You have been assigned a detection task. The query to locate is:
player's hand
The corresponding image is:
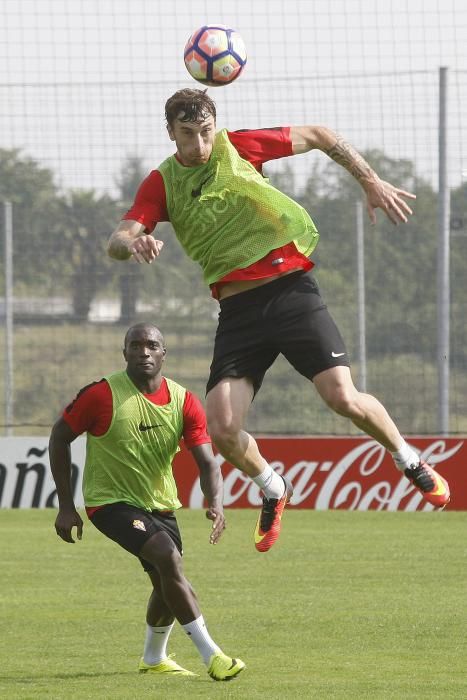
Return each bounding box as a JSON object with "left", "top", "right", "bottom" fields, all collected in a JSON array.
[
  {"left": 365, "top": 178, "right": 416, "bottom": 225},
  {"left": 128, "top": 235, "right": 164, "bottom": 264},
  {"left": 54, "top": 508, "right": 84, "bottom": 543},
  {"left": 205, "top": 507, "right": 226, "bottom": 544}
]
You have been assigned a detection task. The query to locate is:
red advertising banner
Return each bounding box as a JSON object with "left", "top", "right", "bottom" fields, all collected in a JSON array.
[
  {"left": 0, "top": 436, "right": 464, "bottom": 510},
  {"left": 173, "top": 436, "right": 466, "bottom": 511}
]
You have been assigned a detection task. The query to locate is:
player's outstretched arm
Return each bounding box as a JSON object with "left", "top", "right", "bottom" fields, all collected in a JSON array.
[
  {"left": 191, "top": 444, "right": 226, "bottom": 545},
  {"left": 107, "top": 219, "right": 164, "bottom": 263},
  {"left": 49, "top": 417, "right": 84, "bottom": 543},
  {"left": 290, "top": 125, "right": 416, "bottom": 225}
]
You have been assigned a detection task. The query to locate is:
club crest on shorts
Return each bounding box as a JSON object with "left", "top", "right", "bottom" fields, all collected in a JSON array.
[{"left": 132, "top": 519, "right": 146, "bottom": 531}]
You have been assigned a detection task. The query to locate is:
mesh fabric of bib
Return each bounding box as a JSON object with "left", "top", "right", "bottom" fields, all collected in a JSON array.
[
  {"left": 158, "top": 129, "right": 319, "bottom": 286},
  {"left": 83, "top": 372, "right": 185, "bottom": 511}
]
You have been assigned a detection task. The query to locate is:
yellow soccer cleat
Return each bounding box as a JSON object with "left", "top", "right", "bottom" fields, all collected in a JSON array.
[
  {"left": 207, "top": 651, "right": 246, "bottom": 681},
  {"left": 138, "top": 654, "right": 198, "bottom": 677}
]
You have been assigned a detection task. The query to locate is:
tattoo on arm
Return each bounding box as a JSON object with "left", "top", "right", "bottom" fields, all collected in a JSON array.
[{"left": 325, "top": 136, "right": 374, "bottom": 183}]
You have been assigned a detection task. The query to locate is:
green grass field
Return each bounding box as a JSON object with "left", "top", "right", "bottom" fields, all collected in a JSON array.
[{"left": 1, "top": 509, "right": 466, "bottom": 699}]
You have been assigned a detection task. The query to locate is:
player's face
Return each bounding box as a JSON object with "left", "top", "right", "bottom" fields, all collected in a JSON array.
[
  {"left": 123, "top": 327, "right": 166, "bottom": 380},
  {"left": 168, "top": 114, "right": 216, "bottom": 166}
]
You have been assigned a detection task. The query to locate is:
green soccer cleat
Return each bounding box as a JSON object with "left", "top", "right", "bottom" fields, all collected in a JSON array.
[
  {"left": 207, "top": 651, "right": 246, "bottom": 681},
  {"left": 138, "top": 654, "right": 198, "bottom": 676}
]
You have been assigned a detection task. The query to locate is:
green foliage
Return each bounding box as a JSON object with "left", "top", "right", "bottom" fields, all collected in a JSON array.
[
  {"left": 295, "top": 152, "right": 447, "bottom": 362},
  {"left": 59, "top": 189, "right": 120, "bottom": 318},
  {"left": 114, "top": 155, "right": 149, "bottom": 208},
  {"left": 0, "top": 148, "right": 64, "bottom": 290},
  {"left": 2, "top": 322, "right": 467, "bottom": 435},
  {"left": 137, "top": 221, "right": 216, "bottom": 321},
  {"left": 450, "top": 182, "right": 467, "bottom": 367},
  {"left": 2, "top": 146, "right": 467, "bottom": 433}
]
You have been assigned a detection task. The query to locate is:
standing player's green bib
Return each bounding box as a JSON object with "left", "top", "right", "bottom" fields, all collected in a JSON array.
[{"left": 83, "top": 371, "right": 186, "bottom": 511}]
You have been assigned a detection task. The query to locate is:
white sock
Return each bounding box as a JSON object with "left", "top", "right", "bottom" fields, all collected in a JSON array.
[
  {"left": 252, "top": 465, "right": 285, "bottom": 499},
  {"left": 182, "top": 615, "right": 221, "bottom": 665},
  {"left": 390, "top": 441, "right": 420, "bottom": 472},
  {"left": 143, "top": 622, "right": 174, "bottom": 665}
]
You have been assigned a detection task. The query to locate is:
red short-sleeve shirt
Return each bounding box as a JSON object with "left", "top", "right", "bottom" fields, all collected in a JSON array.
[
  {"left": 123, "top": 127, "right": 294, "bottom": 230},
  {"left": 62, "top": 376, "right": 210, "bottom": 449},
  {"left": 122, "top": 128, "right": 313, "bottom": 295}
]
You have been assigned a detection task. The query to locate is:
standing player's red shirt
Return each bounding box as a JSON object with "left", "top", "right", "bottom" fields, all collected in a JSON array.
[
  {"left": 63, "top": 376, "right": 211, "bottom": 517},
  {"left": 63, "top": 376, "right": 210, "bottom": 447},
  {"left": 123, "top": 128, "right": 313, "bottom": 297}
]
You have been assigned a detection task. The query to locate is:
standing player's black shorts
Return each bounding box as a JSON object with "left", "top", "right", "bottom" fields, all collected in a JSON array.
[
  {"left": 90, "top": 502, "right": 183, "bottom": 573},
  {"left": 206, "top": 270, "right": 350, "bottom": 396}
]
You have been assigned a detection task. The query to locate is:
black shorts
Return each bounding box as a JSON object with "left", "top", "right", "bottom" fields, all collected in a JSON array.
[
  {"left": 206, "top": 270, "right": 350, "bottom": 396},
  {"left": 89, "top": 502, "right": 183, "bottom": 573}
]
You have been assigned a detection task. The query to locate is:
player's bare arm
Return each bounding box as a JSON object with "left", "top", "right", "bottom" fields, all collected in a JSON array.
[
  {"left": 191, "top": 444, "right": 226, "bottom": 545},
  {"left": 290, "top": 125, "right": 416, "bottom": 225},
  {"left": 49, "top": 417, "right": 84, "bottom": 543},
  {"left": 107, "top": 219, "right": 164, "bottom": 264}
]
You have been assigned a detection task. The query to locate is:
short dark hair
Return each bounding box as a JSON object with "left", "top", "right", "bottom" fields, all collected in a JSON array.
[
  {"left": 165, "top": 88, "right": 216, "bottom": 127},
  {"left": 123, "top": 323, "right": 165, "bottom": 349}
]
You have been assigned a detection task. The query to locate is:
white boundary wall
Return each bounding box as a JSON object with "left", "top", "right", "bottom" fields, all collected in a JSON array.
[{"left": 0, "top": 437, "right": 85, "bottom": 508}]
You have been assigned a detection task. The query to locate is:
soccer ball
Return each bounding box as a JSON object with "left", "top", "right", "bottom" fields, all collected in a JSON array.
[{"left": 184, "top": 25, "right": 247, "bottom": 87}]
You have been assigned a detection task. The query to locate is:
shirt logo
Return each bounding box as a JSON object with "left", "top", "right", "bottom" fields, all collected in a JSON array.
[
  {"left": 132, "top": 519, "right": 146, "bottom": 531},
  {"left": 139, "top": 421, "right": 164, "bottom": 432},
  {"left": 191, "top": 173, "right": 214, "bottom": 198}
]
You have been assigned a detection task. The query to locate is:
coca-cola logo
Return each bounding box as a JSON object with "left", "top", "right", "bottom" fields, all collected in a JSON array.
[{"left": 188, "top": 439, "right": 463, "bottom": 512}]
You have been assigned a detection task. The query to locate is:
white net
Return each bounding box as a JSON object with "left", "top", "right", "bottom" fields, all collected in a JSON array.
[{"left": 1, "top": 0, "right": 466, "bottom": 434}]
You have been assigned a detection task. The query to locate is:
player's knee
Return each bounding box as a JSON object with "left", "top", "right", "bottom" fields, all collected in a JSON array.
[
  {"left": 210, "top": 428, "right": 240, "bottom": 457},
  {"left": 142, "top": 534, "right": 181, "bottom": 575},
  {"left": 325, "top": 389, "right": 361, "bottom": 418},
  {"left": 207, "top": 416, "right": 240, "bottom": 453},
  {"left": 157, "top": 546, "right": 183, "bottom": 577}
]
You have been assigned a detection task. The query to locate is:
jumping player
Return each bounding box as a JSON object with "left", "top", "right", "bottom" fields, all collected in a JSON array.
[{"left": 107, "top": 90, "right": 450, "bottom": 552}]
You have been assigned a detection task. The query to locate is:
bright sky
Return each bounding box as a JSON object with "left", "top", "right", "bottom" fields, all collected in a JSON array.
[{"left": 1, "top": 0, "right": 466, "bottom": 193}]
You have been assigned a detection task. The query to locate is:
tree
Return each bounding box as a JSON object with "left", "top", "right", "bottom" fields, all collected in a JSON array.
[
  {"left": 450, "top": 180, "right": 467, "bottom": 365},
  {"left": 60, "top": 189, "right": 118, "bottom": 320},
  {"left": 0, "top": 149, "right": 120, "bottom": 321},
  {"left": 0, "top": 148, "right": 64, "bottom": 291},
  {"left": 114, "top": 156, "right": 149, "bottom": 323},
  {"left": 296, "top": 150, "right": 439, "bottom": 358}
]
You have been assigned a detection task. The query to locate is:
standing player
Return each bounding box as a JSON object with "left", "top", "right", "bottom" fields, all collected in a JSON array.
[
  {"left": 107, "top": 89, "right": 450, "bottom": 552},
  {"left": 49, "top": 322, "right": 245, "bottom": 681}
]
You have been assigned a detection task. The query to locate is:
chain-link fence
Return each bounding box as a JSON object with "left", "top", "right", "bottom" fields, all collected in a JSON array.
[{"left": 1, "top": 0, "right": 466, "bottom": 435}]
